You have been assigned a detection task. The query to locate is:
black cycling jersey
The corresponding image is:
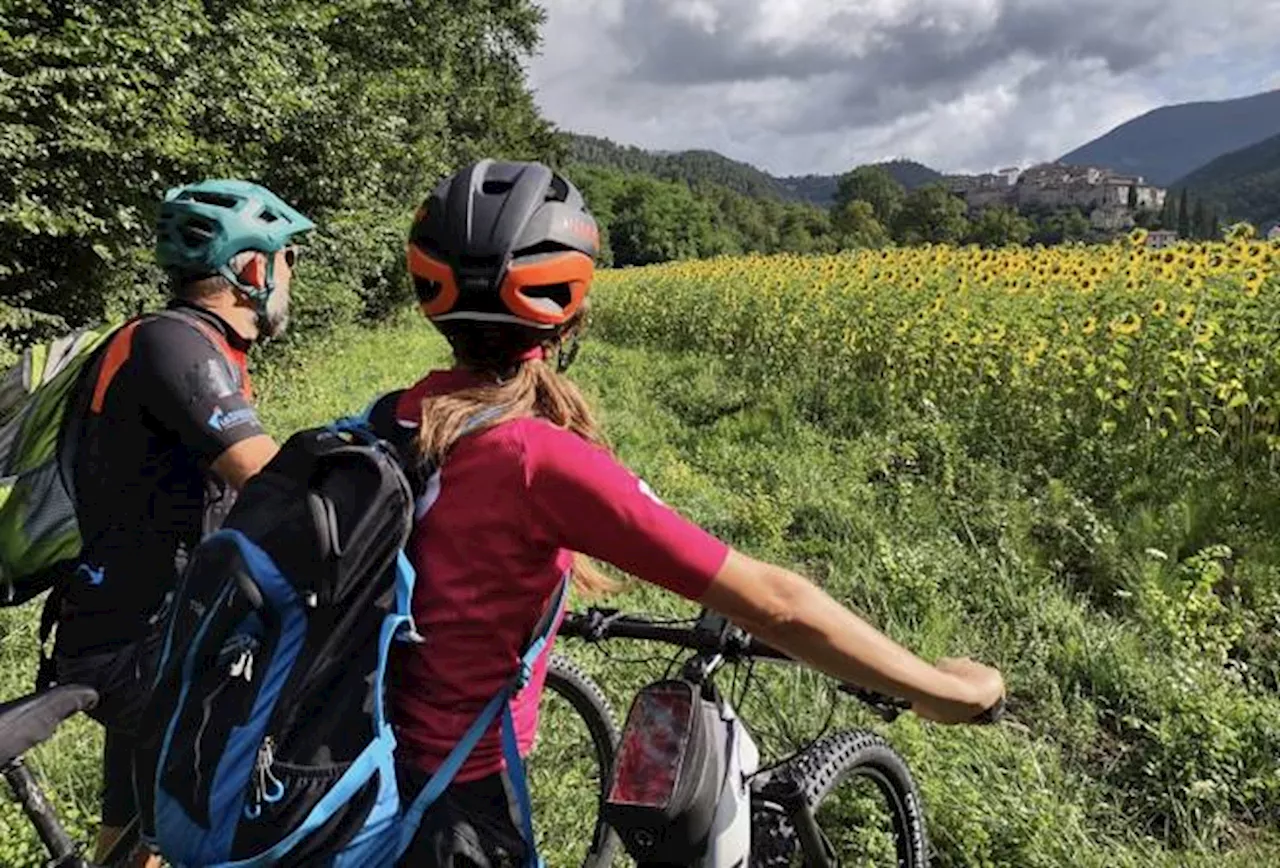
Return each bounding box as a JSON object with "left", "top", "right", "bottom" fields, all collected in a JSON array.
[{"left": 55, "top": 301, "right": 267, "bottom": 656}]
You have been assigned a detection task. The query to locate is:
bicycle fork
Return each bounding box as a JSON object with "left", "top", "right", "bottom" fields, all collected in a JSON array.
[{"left": 2, "top": 757, "right": 92, "bottom": 868}]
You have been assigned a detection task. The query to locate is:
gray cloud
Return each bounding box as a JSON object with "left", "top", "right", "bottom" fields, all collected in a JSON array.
[{"left": 528, "top": 0, "right": 1280, "bottom": 175}]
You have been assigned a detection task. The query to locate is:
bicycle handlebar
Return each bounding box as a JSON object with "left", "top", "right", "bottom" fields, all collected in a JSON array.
[
  {"left": 559, "top": 608, "right": 913, "bottom": 721},
  {"left": 559, "top": 608, "right": 1005, "bottom": 726}
]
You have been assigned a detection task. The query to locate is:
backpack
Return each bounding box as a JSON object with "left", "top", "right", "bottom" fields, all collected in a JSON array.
[
  {"left": 134, "top": 394, "right": 563, "bottom": 868},
  {"left": 0, "top": 308, "right": 239, "bottom": 609},
  {"left": 0, "top": 325, "right": 113, "bottom": 606}
]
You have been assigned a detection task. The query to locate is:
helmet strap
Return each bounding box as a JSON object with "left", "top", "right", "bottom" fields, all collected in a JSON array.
[
  {"left": 556, "top": 331, "right": 581, "bottom": 374},
  {"left": 218, "top": 254, "right": 275, "bottom": 325}
]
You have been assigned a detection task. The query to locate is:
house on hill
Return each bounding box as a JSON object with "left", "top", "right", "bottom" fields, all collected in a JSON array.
[
  {"left": 1268, "top": 224, "right": 1280, "bottom": 241},
  {"left": 1145, "top": 229, "right": 1180, "bottom": 249},
  {"left": 949, "top": 162, "right": 1166, "bottom": 223}
]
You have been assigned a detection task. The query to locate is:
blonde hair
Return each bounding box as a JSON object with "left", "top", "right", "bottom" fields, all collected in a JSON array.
[{"left": 416, "top": 343, "right": 618, "bottom": 598}]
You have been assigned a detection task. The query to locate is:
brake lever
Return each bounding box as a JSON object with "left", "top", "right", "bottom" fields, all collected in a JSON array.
[
  {"left": 581, "top": 607, "right": 622, "bottom": 642},
  {"left": 971, "top": 695, "right": 1006, "bottom": 725}
]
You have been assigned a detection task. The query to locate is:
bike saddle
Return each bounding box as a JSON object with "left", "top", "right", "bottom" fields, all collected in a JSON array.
[{"left": 0, "top": 685, "right": 98, "bottom": 768}]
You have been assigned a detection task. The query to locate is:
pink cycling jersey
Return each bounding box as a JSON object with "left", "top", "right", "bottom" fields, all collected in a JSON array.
[{"left": 390, "top": 369, "right": 730, "bottom": 781}]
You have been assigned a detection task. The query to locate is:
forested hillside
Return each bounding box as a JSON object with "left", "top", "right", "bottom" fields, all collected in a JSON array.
[{"left": 1174, "top": 131, "right": 1280, "bottom": 228}]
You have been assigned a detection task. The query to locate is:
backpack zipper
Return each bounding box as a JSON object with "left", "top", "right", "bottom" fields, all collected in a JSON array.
[{"left": 245, "top": 736, "right": 285, "bottom": 819}]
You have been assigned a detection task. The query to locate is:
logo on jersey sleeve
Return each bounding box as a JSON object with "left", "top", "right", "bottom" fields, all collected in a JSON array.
[
  {"left": 638, "top": 478, "right": 666, "bottom": 506},
  {"left": 207, "top": 405, "right": 260, "bottom": 433}
]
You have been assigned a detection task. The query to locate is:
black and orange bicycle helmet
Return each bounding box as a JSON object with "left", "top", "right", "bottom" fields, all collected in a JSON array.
[{"left": 408, "top": 160, "right": 599, "bottom": 339}]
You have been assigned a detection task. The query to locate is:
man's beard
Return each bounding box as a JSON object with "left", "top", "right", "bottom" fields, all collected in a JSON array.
[{"left": 258, "top": 289, "right": 290, "bottom": 339}]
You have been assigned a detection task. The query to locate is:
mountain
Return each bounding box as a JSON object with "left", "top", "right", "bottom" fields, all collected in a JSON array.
[
  {"left": 1174, "top": 131, "right": 1280, "bottom": 228},
  {"left": 566, "top": 134, "right": 792, "bottom": 201},
  {"left": 1059, "top": 89, "right": 1280, "bottom": 186},
  {"left": 564, "top": 133, "right": 942, "bottom": 206}
]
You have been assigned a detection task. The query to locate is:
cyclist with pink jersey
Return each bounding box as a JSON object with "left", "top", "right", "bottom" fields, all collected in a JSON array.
[{"left": 387, "top": 159, "right": 1006, "bottom": 867}]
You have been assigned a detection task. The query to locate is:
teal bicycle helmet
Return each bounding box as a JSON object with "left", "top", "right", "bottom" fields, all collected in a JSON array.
[{"left": 155, "top": 179, "right": 315, "bottom": 299}]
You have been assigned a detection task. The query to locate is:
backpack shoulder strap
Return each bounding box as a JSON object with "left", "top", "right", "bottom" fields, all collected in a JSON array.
[{"left": 88, "top": 318, "right": 147, "bottom": 414}]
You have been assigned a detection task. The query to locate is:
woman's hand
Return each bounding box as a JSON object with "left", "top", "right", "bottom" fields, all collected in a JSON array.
[{"left": 911, "top": 657, "right": 1006, "bottom": 724}]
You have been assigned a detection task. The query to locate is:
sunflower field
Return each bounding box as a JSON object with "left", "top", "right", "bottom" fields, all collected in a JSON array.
[
  {"left": 586, "top": 226, "right": 1280, "bottom": 861},
  {"left": 597, "top": 226, "right": 1280, "bottom": 491}
]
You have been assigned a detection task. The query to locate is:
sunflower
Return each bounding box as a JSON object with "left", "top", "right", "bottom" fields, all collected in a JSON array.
[
  {"left": 1244, "top": 269, "right": 1265, "bottom": 297},
  {"left": 1193, "top": 321, "right": 1219, "bottom": 346},
  {"left": 1110, "top": 312, "right": 1142, "bottom": 336},
  {"left": 1082, "top": 316, "right": 1098, "bottom": 335},
  {"left": 1175, "top": 303, "right": 1196, "bottom": 328},
  {"left": 1151, "top": 298, "right": 1169, "bottom": 317}
]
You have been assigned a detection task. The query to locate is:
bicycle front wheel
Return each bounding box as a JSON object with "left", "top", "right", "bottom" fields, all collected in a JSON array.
[
  {"left": 752, "top": 729, "right": 929, "bottom": 868},
  {"left": 530, "top": 653, "right": 622, "bottom": 868}
]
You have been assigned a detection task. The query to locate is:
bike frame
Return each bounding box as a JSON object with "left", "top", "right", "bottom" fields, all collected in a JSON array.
[{"left": 2, "top": 757, "right": 140, "bottom": 868}]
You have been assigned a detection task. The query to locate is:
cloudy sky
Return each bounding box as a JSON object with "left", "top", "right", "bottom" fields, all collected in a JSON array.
[{"left": 526, "top": 0, "right": 1280, "bottom": 177}]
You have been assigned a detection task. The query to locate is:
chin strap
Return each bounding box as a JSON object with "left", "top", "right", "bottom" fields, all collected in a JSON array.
[
  {"left": 218, "top": 254, "right": 276, "bottom": 331},
  {"left": 556, "top": 331, "right": 581, "bottom": 373}
]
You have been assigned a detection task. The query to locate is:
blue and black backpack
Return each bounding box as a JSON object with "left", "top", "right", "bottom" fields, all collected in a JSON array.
[{"left": 133, "top": 394, "right": 563, "bottom": 867}]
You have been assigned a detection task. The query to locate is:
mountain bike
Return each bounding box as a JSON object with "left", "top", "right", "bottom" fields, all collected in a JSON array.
[
  {"left": 557, "top": 606, "right": 1005, "bottom": 867},
  {"left": 1, "top": 654, "right": 621, "bottom": 868}
]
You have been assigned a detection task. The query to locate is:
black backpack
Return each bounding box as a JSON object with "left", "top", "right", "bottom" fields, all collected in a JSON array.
[{"left": 133, "top": 395, "right": 563, "bottom": 867}]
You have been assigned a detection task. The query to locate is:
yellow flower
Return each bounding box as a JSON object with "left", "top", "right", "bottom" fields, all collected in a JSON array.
[
  {"left": 1109, "top": 312, "right": 1142, "bottom": 336},
  {"left": 1175, "top": 303, "right": 1196, "bottom": 328},
  {"left": 1082, "top": 316, "right": 1098, "bottom": 335},
  {"left": 1243, "top": 269, "right": 1264, "bottom": 297}
]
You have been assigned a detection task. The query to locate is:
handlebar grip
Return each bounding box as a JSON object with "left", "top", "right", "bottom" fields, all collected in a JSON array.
[{"left": 971, "top": 695, "right": 1006, "bottom": 725}]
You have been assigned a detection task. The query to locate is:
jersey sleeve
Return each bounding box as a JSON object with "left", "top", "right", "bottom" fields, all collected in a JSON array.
[
  {"left": 520, "top": 423, "right": 729, "bottom": 599},
  {"left": 130, "top": 317, "right": 267, "bottom": 463}
]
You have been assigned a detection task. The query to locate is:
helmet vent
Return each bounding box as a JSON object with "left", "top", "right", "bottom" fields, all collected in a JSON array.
[
  {"left": 514, "top": 241, "right": 571, "bottom": 258},
  {"left": 458, "top": 253, "right": 502, "bottom": 269},
  {"left": 482, "top": 180, "right": 515, "bottom": 195},
  {"left": 179, "top": 217, "right": 217, "bottom": 247},
  {"left": 521, "top": 282, "right": 572, "bottom": 311},
  {"left": 258, "top": 209, "right": 280, "bottom": 223},
  {"left": 189, "top": 191, "right": 240, "bottom": 209}
]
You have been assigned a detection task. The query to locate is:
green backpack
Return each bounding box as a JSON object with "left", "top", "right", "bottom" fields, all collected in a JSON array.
[{"left": 0, "top": 326, "right": 115, "bottom": 606}]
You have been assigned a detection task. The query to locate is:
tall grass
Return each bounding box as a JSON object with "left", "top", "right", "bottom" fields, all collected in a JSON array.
[{"left": 3, "top": 288, "right": 1278, "bottom": 865}]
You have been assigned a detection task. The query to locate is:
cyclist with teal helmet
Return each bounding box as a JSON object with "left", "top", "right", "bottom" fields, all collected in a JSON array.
[{"left": 46, "top": 179, "right": 313, "bottom": 867}]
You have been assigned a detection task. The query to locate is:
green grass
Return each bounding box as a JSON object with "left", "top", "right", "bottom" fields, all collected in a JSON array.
[{"left": 3, "top": 307, "right": 1279, "bottom": 866}]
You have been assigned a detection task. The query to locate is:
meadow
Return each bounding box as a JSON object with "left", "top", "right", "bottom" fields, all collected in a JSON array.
[{"left": 2, "top": 230, "right": 1280, "bottom": 866}]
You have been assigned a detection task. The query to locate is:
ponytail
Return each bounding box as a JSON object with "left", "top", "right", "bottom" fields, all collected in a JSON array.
[{"left": 416, "top": 355, "right": 618, "bottom": 597}]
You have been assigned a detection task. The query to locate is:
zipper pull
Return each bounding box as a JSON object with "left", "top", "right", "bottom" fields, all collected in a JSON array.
[
  {"left": 259, "top": 736, "right": 285, "bottom": 804},
  {"left": 229, "top": 648, "right": 254, "bottom": 682}
]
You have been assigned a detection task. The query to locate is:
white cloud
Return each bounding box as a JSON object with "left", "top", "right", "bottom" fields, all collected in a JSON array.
[{"left": 528, "top": 0, "right": 1280, "bottom": 175}]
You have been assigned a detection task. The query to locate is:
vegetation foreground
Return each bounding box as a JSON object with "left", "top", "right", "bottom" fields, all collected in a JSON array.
[{"left": 3, "top": 234, "right": 1280, "bottom": 865}]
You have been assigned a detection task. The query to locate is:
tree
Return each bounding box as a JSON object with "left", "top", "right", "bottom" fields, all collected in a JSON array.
[
  {"left": 1029, "top": 208, "right": 1092, "bottom": 245},
  {"left": 1178, "top": 188, "right": 1191, "bottom": 238},
  {"left": 1160, "top": 193, "right": 1180, "bottom": 231},
  {"left": 0, "top": 0, "right": 559, "bottom": 352},
  {"left": 1128, "top": 184, "right": 1139, "bottom": 209},
  {"left": 832, "top": 200, "right": 890, "bottom": 248},
  {"left": 891, "top": 185, "right": 970, "bottom": 245},
  {"left": 968, "top": 206, "right": 1033, "bottom": 247},
  {"left": 833, "top": 166, "right": 906, "bottom": 225}
]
